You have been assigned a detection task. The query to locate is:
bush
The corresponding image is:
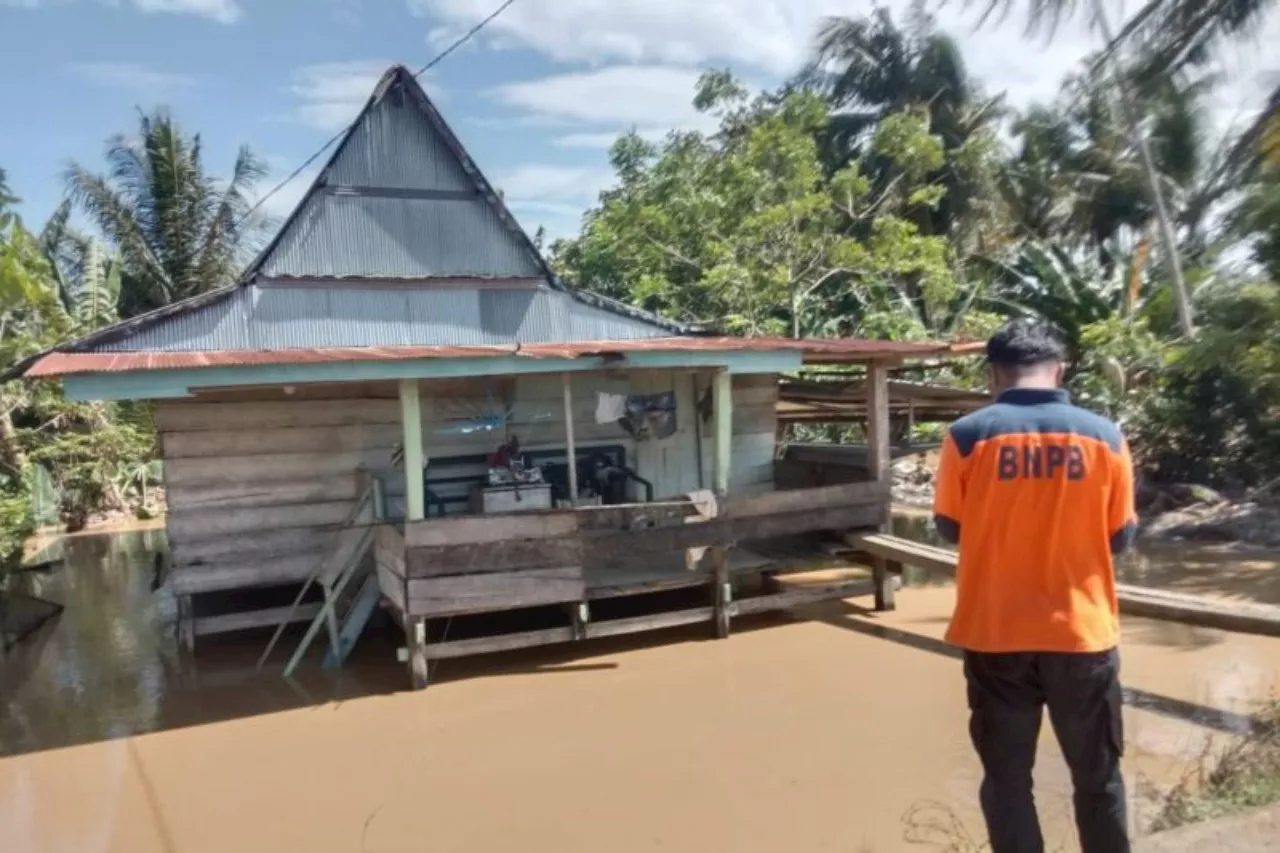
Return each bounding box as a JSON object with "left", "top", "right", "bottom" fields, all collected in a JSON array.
[{"left": 1134, "top": 283, "right": 1280, "bottom": 491}]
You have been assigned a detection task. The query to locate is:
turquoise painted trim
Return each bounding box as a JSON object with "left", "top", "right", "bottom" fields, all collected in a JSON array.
[{"left": 62, "top": 349, "right": 802, "bottom": 401}]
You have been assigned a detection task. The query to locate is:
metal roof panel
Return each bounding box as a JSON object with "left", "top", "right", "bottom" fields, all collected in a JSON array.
[
  {"left": 96, "top": 284, "right": 675, "bottom": 352},
  {"left": 259, "top": 194, "right": 544, "bottom": 280}
]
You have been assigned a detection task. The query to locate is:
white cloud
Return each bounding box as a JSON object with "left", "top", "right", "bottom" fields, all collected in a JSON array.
[
  {"left": 491, "top": 66, "right": 720, "bottom": 134},
  {"left": 288, "top": 61, "right": 392, "bottom": 131},
  {"left": 6, "top": 0, "right": 241, "bottom": 21},
  {"left": 248, "top": 157, "right": 320, "bottom": 223},
  {"left": 132, "top": 0, "right": 240, "bottom": 22},
  {"left": 287, "top": 61, "right": 443, "bottom": 132},
  {"left": 67, "top": 61, "right": 198, "bottom": 93},
  {"left": 419, "top": 0, "right": 820, "bottom": 75},
  {"left": 491, "top": 164, "right": 615, "bottom": 204},
  {"left": 555, "top": 128, "right": 670, "bottom": 149},
  {"left": 426, "top": 0, "right": 1279, "bottom": 118},
  {"left": 490, "top": 164, "right": 618, "bottom": 240}
]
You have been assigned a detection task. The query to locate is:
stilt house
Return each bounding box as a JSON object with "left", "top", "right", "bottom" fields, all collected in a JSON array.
[{"left": 14, "top": 66, "right": 977, "bottom": 687}]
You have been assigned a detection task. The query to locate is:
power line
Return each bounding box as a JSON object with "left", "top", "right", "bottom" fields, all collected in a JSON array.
[
  {"left": 413, "top": 0, "right": 515, "bottom": 79},
  {"left": 238, "top": 0, "right": 519, "bottom": 227}
]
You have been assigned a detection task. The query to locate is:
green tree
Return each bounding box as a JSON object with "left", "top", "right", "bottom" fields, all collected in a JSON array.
[
  {"left": 551, "top": 73, "right": 966, "bottom": 339},
  {"left": 65, "top": 109, "right": 268, "bottom": 318},
  {"left": 799, "top": 4, "right": 1006, "bottom": 256},
  {"left": 0, "top": 174, "right": 154, "bottom": 552}
]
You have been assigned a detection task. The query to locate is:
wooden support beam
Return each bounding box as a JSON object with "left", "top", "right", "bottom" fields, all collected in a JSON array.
[
  {"left": 709, "top": 546, "right": 731, "bottom": 638},
  {"left": 177, "top": 594, "right": 195, "bottom": 653},
  {"left": 713, "top": 370, "right": 732, "bottom": 495},
  {"left": 587, "top": 607, "right": 716, "bottom": 639},
  {"left": 865, "top": 364, "right": 891, "bottom": 487},
  {"left": 563, "top": 373, "right": 579, "bottom": 504},
  {"left": 425, "top": 626, "right": 577, "bottom": 660},
  {"left": 406, "top": 617, "right": 429, "bottom": 689},
  {"left": 733, "top": 579, "right": 880, "bottom": 615},
  {"left": 871, "top": 556, "right": 897, "bottom": 612},
  {"left": 399, "top": 379, "right": 425, "bottom": 522},
  {"left": 572, "top": 601, "right": 590, "bottom": 641}
]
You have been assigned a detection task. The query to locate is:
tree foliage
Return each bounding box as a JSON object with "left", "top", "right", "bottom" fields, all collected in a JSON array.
[
  {"left": 0, "top": 173, "right": 154, "bottom": 560},
  {"left": 65, "top": 109, "right": 269, "bottom": 317},
  {"left": 551, "top": 72, "right": 974, "bottom": 339}
]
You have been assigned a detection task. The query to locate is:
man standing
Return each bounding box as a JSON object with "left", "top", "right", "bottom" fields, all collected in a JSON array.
[{"left": 933, "top": 319, "right": 1136, "bottom": 853}]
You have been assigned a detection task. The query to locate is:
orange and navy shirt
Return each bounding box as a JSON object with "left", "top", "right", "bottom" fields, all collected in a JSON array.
[{"left": 933, "top": 388, "right": 1136, "bottom": 654}]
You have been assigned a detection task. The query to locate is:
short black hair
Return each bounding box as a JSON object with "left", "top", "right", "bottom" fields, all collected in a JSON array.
[{"left": 986, "top": 318, "right": 1067, "bottom": 367}]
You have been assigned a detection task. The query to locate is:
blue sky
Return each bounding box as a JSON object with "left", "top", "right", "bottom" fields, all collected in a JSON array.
[{"left": 3, "top": 0, "right": 1278, "bottom": 243}]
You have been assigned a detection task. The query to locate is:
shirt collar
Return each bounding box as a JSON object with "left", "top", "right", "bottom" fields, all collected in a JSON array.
[{"left": 997, "top": 387, "right": 1070, "bottom": 406}]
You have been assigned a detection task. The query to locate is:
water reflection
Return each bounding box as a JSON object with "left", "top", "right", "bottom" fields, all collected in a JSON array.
[
  {"left": 1, "top": 530, "right": 174, "bottom": 756},
  {"left": 3, "top": 519, "right": 1277, "bottom": 763}
]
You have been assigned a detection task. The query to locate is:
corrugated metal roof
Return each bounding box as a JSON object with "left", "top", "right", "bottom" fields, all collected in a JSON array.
[
  {"left": 258, "top": 192, "right": 545, "bottom": 279},
  {"left": 242, "top": 65, "right": 550, "bottom": 285},
  {"left": 29, "top": 337, "right": 985, "bottom": 377},
  {"left": 93, "top": 283, "right": 675, "bottom": 352},
  {"left": 326, "top": 91, "right": 473, "bottom": 192}
]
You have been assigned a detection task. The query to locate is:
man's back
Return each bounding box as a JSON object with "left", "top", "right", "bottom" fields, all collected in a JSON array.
[{"left": 934, "top": 387, "right": 1136, "bottom": 654}]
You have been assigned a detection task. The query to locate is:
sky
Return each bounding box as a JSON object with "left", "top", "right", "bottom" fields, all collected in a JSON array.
[{"left": 2, "top": 0, "right": 1278, "bottom": 243}]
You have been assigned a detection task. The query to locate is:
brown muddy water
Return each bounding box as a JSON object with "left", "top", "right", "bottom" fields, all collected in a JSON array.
[{"left": 2, "top": 520, "right": 1279, "bottom": 853}]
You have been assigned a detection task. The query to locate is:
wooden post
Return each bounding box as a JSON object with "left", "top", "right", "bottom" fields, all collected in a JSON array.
[
  {"left": 178, "top": 594, "right": 195, "bottom": 653},
  {"left": 407, "top": 617, "right": 429, "bottom": 690},
  {"left": 400, "top": 379, "right": 425, "bottom": 522},
  {"left": 873, "top": 558, "right": 899, "bottom": 611},
  {"left": 572, "top": 602, "right": 590, "bottom": 641},
  {"left": 562, "top": 373, "right": 579, "bottom": 504},
  {"left": 865, "top": 362, "right": 895, "bottom": 610},
  {"left": 710, "top": 370, "right": 733, "bottom": 636},
  {"left": 710, "top": 548, "right": 731, "bottom": 638},
  {"left": 399, "top": 380, "right": 428, "bottom": 687},
  {"left": 865, "top": 363, "right": 891, "bottom": 487},
  {"left": 712, "top": 370, "right": 732, "bottom": 495}
]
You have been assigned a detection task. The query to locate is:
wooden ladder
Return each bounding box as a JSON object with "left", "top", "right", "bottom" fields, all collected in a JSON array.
[{"left": 257, "top": 474, "right": 383, "bottom": 677}]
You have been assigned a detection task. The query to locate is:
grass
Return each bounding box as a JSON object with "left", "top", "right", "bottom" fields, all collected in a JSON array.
[{"left": 1149, "top": 699, "right": 1280, "bottom": 833}]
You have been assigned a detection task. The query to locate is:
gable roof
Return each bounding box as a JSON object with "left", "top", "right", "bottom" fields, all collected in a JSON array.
[
  {"left": 8, "top": 65, "right": 698, "bottom": 379},
  {"left": 241, "top": 64, "right": 554, "bottom": 284}
]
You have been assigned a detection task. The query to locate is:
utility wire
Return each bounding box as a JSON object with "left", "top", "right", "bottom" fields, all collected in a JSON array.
[{"left": 238, "top": 0, "right": 518, "bottom": 227}]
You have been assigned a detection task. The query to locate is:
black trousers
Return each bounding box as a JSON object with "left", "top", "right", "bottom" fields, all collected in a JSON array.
[{"left": 964, "top": 648, "right": 1130, "bottom": 853}]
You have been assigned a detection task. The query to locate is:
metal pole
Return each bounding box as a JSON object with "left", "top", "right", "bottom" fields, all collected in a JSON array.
[{"left": 1090, "top": 0, "right": 1194, "bottom": 335}]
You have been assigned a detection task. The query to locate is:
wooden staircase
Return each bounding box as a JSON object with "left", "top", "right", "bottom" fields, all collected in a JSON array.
[{"left": 258, "top": 474, "right": 384, "bottom": 677}]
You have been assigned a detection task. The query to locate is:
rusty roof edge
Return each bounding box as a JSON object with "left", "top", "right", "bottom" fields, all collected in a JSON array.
[{"left": 22, "top": 336, "right": 986, "bottom": 378}]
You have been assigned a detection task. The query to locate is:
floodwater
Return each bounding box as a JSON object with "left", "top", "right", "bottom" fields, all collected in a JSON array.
[{"left": 1, "top": 522, "right": 1279, "bottom": 853}]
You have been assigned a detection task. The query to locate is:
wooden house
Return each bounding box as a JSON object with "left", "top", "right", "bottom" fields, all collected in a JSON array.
[{"left": 14, "top": 66, "right": 977, "bottom": 688}]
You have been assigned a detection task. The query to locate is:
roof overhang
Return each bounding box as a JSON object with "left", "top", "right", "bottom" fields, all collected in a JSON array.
[{"left": 25, "top": 337, "right": 985, "bottom": 378}]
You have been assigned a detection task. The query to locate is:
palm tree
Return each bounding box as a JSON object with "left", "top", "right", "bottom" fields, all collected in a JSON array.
[
  {"left": 65, "top": 109, "right": 268, "bottom": 318},
  {"left": 973, "top": 0, "right": 1273, "bottom": 77},
  {"left": 798, "top": 5, "right": 1006, "bottom": 251},
  {"left": 971, "top": 0, "right": 1277, "bottom": 335},
  {"left": 1003, "top": 68, "right": 1221, "bottom": 273}
]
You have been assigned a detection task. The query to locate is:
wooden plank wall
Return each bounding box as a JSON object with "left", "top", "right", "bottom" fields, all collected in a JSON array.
[
  {"left": 157, "top": 372, "right": 779, "bottom": 595},
  {"left": 629, "top": 370, "right": 703, "bottom": 499},
  {"left": 158, "top": 375, "right": 635, "bottom": 595},
  {"left": 630, "top": 371, "right": 780, "bottom": 500}
]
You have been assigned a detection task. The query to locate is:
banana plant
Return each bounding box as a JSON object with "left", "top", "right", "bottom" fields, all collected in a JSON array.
[{"left": 39, "top": 200, "right": 121, "bottom": 333}]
